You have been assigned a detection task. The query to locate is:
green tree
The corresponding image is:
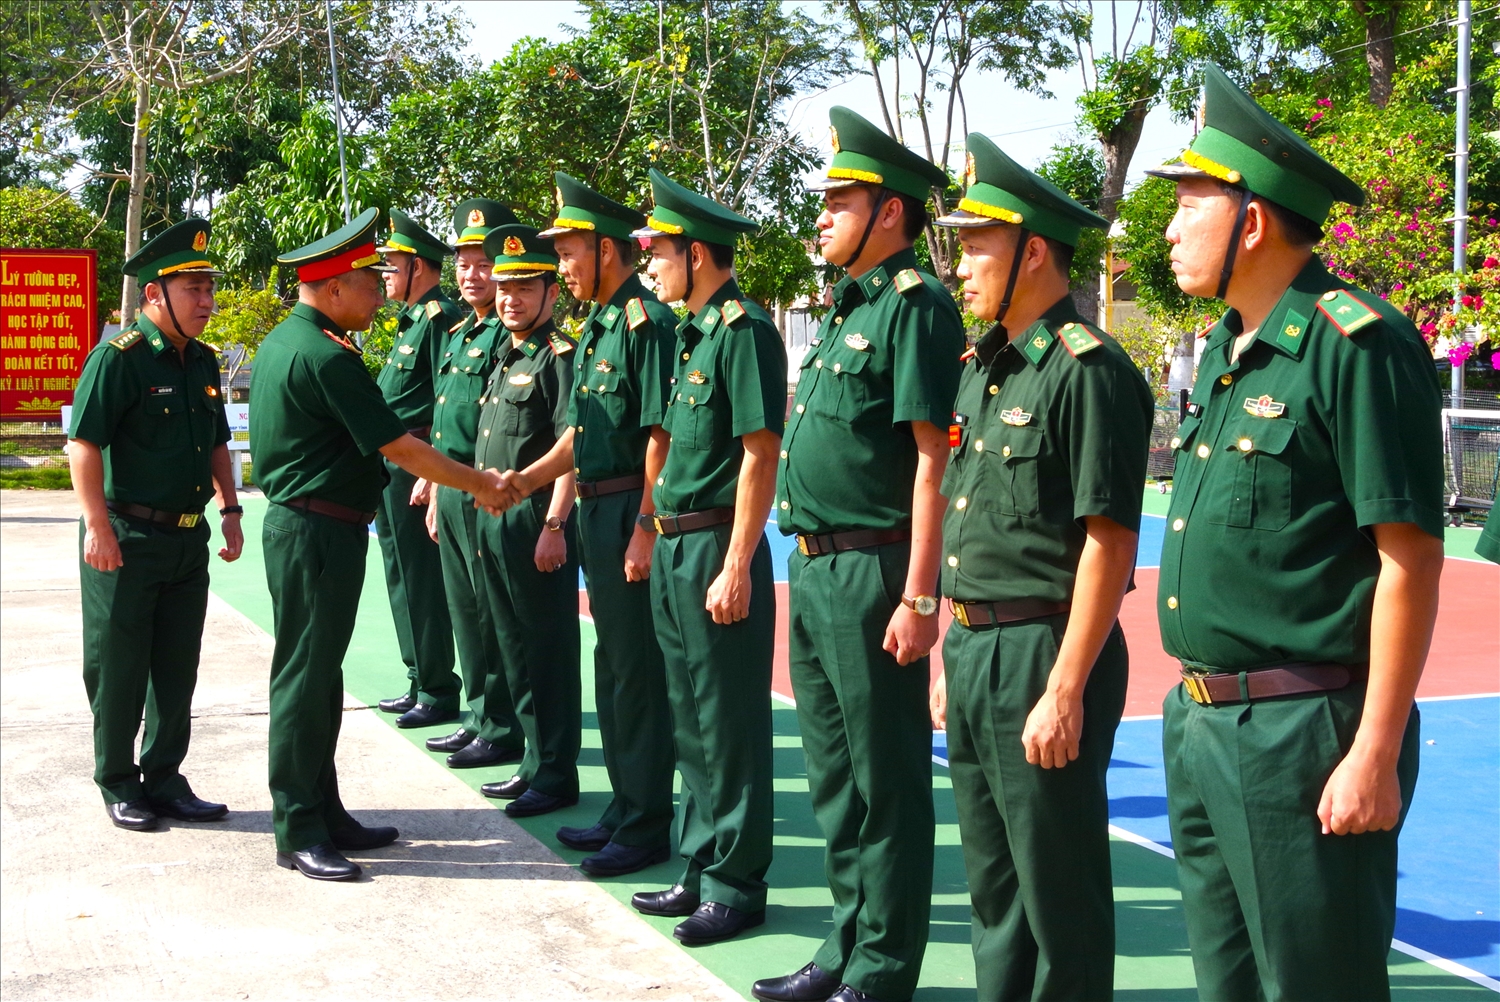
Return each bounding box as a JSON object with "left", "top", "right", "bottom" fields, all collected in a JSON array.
[
  {"left": 201, "top": 283, "right": 289, "bottom": 387},
  {"left": 0, "top": 185, "right": 124, "bottom": 330},
  {"left": 1036, "top": 138, "right": 1107, "bottom": 314}
]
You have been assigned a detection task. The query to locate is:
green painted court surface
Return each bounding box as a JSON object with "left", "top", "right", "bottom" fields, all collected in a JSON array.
[{"left": 206, "top": 496, "right": 1492, "bottom": 999}]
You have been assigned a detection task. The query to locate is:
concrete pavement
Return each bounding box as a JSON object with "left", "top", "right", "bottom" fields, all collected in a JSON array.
[{"left": 0, "top": 489, "right": 740, "bottom": 1001}]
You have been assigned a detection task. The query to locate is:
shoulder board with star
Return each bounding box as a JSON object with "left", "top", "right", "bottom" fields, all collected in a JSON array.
[
  {"left": 198, "top": 340, "right": 221, "bottom": 355},
  {"left": 720, "top": 299, "right": 749, "bottom": 326},
  {"left": 425, "top": 300, "right": 444, "bottom": 320},
  {"left": 959, "top": 345, "right": 977, "bottom": 363},
  {"left": 548, "top": 330, "right": 577, "bottom": 356},
  {"left": 1197, "top": 322, "right": 1216, "bottom": 340},
  {"left": 1316, "top": 288, "right": 1381, "bottom": 337},
  {"left": 1057, "top": 321, "right": 1103, "bottom": 357},
  {"left": 322, "top": 329, "right": 362, "bottom": 354},
  {"left": 109, "top": 328, "right": 144, "bottom": 351},
  {"left": 449, "top": 316, "right": 469, "bottom": 333},
  {"left": 893, "top": 268, "right": 925, "bottom": 295},
  {"left": 626, "top": 297, "right": 648, "bottom": 330}
]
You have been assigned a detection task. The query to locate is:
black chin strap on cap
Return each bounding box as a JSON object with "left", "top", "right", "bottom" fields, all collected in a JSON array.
[
  {"left": 840, "top": 187, "right": 892, "bottom": 271},
  {"left": 994, "top": 228, "right": 1031, "bottom": 327},
  {"left": 682, "top": 239, "right": 695, "bottom": 305},
  {"left": 401, "top": 257, "right": 414, "bottom": 305},
  {"left": 1216, "top": 189, "right": 1253, "bottom": 301},
  {"left": 591, "top": 232, "right": 602, "bottom": 303},
  {"left": 158, "top": 277, "right": 188, "bottom": 340}
]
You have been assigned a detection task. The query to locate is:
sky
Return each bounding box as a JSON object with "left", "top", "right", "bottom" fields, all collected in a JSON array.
[{"left": 457, "top": 0, "right": 1197, "bottom": 188}]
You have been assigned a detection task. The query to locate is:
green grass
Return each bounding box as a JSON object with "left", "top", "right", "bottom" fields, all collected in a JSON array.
[{"left": 0, "top": 466, "right": 72, "bottom": 490}]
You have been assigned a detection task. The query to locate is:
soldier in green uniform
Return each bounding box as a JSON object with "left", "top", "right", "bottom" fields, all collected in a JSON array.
[
  {"left": 1478, "top": 511, "right": 1500, "bottom": 563},
  {"left": 372, "top": 209, "right": 465, "bottom": 728},
  {"left": 417, "top": 198, "right": 530, "bottom": 771},
  {"left": 502, "top": 173, "right": 677, "bottom": 875},
  {"left": 249, "top": 208, "right": 513, "bottom": 881},
  {"left": 928, "top": 136, "right": 1153, "bottom": 1002},
  {"left": 623, "top": 170, "right": 786, "bottom": 945},
  {"left": 68, "top": 219, "right": 239, "bottom": 832},
  {"left": 1146, "top": 65, "right": 1445, "bottom": 1000},
  {"left": 466, "top": 223, "right": 583, "bottom": 819},
  {"left": 755, "top": 108, "right": 961, "bottom": 1002}
]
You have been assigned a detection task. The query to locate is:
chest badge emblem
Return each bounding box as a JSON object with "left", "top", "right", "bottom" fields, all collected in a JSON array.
[
  {"left": 844, "top": 333, "right": 869, "bottom": 351},
  {"left": 595, "top": 359, "right": 614, "bottom": 373},
  {"left": 687, "top": 370, "right": 707, "bottom": 385},
  {"left": 397, "top": 344, "right": 415, "bottom": 354},
  {"left": 999, "top": 407, "right": 1033, "bottom": 427},
  {"left": 1243, "top": 394, "right": 1286, "bottom": 419},
  {"left": 509, "top": 373, "right": 534, "bottom": 386},
  {"left": 467, "top": 347, "right": 485, "bottom": 357}
]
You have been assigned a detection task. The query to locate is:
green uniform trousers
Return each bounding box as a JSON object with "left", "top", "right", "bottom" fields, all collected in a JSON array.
[
  {"left": 578, "top": 489, "right": 674, "bottom": 847},
  {"left": 1163, "top": 682, "right": 1420, "bottom": 1002},
  {"left": 944, "top": 615, "right": 1127, "bottom": 1002},
  {"left": 651, "top": 526, "right": 775, "bottom": 912},
  {"left": 79, "top": 512, "right": 208, "bottom": 804},
  {"left": 436, "top": 486, "right": 522, "bottom": 749},
  {"left": 262, "top": 503, "right": 365, "bottom": 852},
  {"left": 475, "top": 496, "right": 581, "bottom": 797},
  {"left": 788, "top": 542, "right": 934, "bottom": 1002},
  {"left": 375, "top": 457, "right": 459, "bottom": 709}
]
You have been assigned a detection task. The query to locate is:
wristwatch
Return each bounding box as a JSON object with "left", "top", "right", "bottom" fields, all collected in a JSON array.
[
  {"left": 544, "top": 515, "right": 567, "bottom": 531},
  {"left": 902, "top": 594, "right": 939, "bottom": 617},
  {"left": 219, "top": 505, "right": 244, "bottom": 516}
]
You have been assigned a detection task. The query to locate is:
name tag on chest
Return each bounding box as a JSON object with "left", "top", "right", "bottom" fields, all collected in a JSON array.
[{"left": 149, "top": 386, "right": 177, "bottom": 396}]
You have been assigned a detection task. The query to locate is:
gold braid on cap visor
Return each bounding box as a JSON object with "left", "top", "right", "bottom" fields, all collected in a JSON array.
[
  {"left": 491, "top": 261, "right": 558, "bottom": 272},
  {"left": 1181, "top": 148, "right": 1243, "bottom": 184},
  {"left": 157, "top": 259, "right": 215, "bottom": 276},
  {"left": 827, "top": 167, "right": 884, "bottom": 185},
  {"left": 382, "top": 236, "right": 418, "bottom": 254},
  {"left": 549, "top": 217, "right": 595, "bottom": 231},
  {"left": 645, "top": 217, "right": 684, "bottom": 235},
  {"left": 956, "top": 198, "right": 1024, "bottom": 224}
]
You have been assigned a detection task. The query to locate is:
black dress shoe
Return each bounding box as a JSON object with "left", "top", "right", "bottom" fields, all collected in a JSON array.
[
  {"left": 426, "top": 728, "right": 473, "bottom": 752},
  {"left": 275, "top": 842, "right": 361, "bottom": 881},
  {"left": 632, "top": 883, "right": 700, "bottom": 917},
  {"left": 556, "top": 822, "right": 612, "bottom": 852},
  {"left": 751, "top": 963, "right": 842, "bottom": 1002},
  {"left": 674, "top": 901, "right": 765, "bottom": 945},
  {"left": 106, "top": 800, "right": 159, "bottom": 831},
  {"left": 826, "top": 987, "right": 883, "bottom": 1002},
  {"left": 580, "top": 841, "right": 671, "bottom": 877},
  {"left": 330, "top": 823, "right": 399, "bottom": 851},
  {"left": 378, "top": 693, "right": 417, "bottom": 714},
  {"left": 480, "top": 776, "right": 529, "bottom": 800},
  {"left": 446, "top": 737, "right": 510, "bottom": 768},
  {"left": 395, "top": 702, "right": 459, "bottom": 729},
  {"left": 505, "top": 788, "right": 578, "bottom": 818},
  {"left": 149, "top": 795, "right": 228, "bottom": 822}
]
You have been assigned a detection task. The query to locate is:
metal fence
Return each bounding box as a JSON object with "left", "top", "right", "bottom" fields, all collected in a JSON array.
[{"left": 1442, "top": 408, "right": 1500, "bottom": 520}]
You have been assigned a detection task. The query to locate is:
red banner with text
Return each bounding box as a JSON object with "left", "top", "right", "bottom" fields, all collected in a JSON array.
[{"left": 0, "top": 248, "right": 98, "bottom": 421}]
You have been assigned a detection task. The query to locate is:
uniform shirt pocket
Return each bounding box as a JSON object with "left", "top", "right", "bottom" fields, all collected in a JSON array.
[
  {"left": 671, "top": 377, "right": 716, "bottom": 450},
  {"left": 978, "top": 424, "right": 1043, "bottom": 517},
  {"left": 1208, "top": 416, "right": 1296, "bottom": 530},
  {"left": 500, "top": 377, "right": 539, "bottom": 436},
  {"left": 143, "top": 388, "right": 179, "bottom": 417},
  {"left": 810, "top": 345, "right": 870, "bottom": 420}
]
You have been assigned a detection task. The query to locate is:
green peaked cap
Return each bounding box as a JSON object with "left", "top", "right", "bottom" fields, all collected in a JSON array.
[
  {"left": 808, "top": 106, "right": 949, "bottom": 201},
  {"left": 483, "top": 223, "right": 558, "bottom": 281},
  {"left": 452, "top": 198, "right": 519, "bottom": 247},
  {"left": 629, "top": 169, "right": 758, "bottom": 247},
  {"left": 124, "top": 218, "right": 222, "bottom": 285},
  {"left": 1145, "top": 64, "right": 1364, "bottom": 224},
  {"left": 934, "top": 133, "right": 1108, "bottom": 246},
  {"left": 538, "top": 172, "right": 645, "bottom": 241},
  {"left": 378, "top": 208, "right": 450, "bottom": 263},
  {"left": 276, "top": 206, "right": 394, "bottom": 281}
]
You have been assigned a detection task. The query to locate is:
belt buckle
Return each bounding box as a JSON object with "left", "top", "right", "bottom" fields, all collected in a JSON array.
[
  {"left": 177, "top": 513, "right": 200, "bottom": 528},
  {"left": 574, "top": 482, "right": 586, "bottom": 500},
  {"left": 952, "top": 601, "right": 971, "bottom": 628},
  {"left": 1181, "top": 669, "right": 1213, "bottom": 705},
  {"left": 796, "top": 535, "right": 812, "bottom": 557},
  {"left": 652, "top": 515, "right": 667, "bottom": 536}
]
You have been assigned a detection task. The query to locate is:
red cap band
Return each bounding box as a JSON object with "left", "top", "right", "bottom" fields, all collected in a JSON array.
[{"left": 297, "top": 243, "right": 380, "bottom": 282}]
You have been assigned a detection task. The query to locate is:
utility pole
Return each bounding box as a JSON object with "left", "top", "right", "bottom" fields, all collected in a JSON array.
[
  {"left": 1450, "top": 0, "right": 1471, "bottom": 409},
  {"left": 325, "top": 0, "right": 351, "bottom": 223}
]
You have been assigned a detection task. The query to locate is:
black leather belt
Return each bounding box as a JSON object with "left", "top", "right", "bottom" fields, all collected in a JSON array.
[
  {"left": 652, "top": 508, "right": 734, "bottom": 537},
  {"left": 281, "top": 496, "right": 376, "bottom": 526},
  {"left": 1180, "top": 662, "right": 1368, "bottom": 706},
  {"left": 795, "top": 527, "right": 910, "bottom": 557},
  {"left": 951, "top": 598, "right": 1071, "bottom": 629},
  {"left": 576, "top": 472, "right": 645, "bottom": 500},
  {"left": 106, "top": 501, "right": 205, "bottom": 529}
]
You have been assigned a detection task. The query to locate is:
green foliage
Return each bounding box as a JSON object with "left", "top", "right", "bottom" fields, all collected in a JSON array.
[
  {"left": 1113, "top": 176, "right": 1200, "bottom": 328},
  {"left": 736, "top": 220, "right": 818, "bottom": 312},
  {"left": 0, "top": 185, "right": 124, "bottom": 328},
  {"left": 202, "top": 285, "right": 289, "bottom": 385},
  {"left": 1036, "top": 140, "right": 1107, "bottom": 290}
]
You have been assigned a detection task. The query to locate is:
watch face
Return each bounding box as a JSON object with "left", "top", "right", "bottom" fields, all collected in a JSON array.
[{"left": 913, "top": 595, "right": 938, "bottom": 616}]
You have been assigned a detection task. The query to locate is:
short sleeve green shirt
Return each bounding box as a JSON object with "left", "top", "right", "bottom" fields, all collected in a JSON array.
[
  {"left": 248, "top": 303, "right": 408, "bottom": 511},
  {"left": 1158, "top": 258, "right": 1444, "bottom": 669},
  {"left": 431, "top": 311, "right": 507, "bottom": 463},
  {"left": 1477, "top": 513, "right": 1500, "bottom": 564},
  {"left": 655, "top": 279, "right": 787, "bottom": 513},
  {"left": 376, "top": 286, "right": 465, "bottom": 430},
  {"left": 776, "top": 248, "right": 965, "bottom": 534},
  {"left": 566, "top": 274, "right": 677, "bottom": 481},
  {"left": 474, "top": 321, "right": 577, "bottom": 474},
  {"left": 69, "top": 313, "right": 231, "bottom": 511},
  {"left": 940, "top": 298, "right": 1154, "bottom": 604}
]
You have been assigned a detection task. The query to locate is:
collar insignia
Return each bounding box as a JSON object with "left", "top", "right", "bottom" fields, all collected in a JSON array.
[
  {"left": 686, "top": 369, "right": 707, "bottom": 385},
  {"left": 999, "top": 407, "right": 1033, "bottom": 427},
  {"left": 1244, "top": 394, "right": 1287, "bottom": 419},
  {"left": 844, "top": 333, "right": 869, "bottom": 351}
]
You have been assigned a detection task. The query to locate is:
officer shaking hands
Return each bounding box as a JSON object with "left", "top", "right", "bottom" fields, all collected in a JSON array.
[{"left": 69, "top": 219, "right": 239, "bottom": 833}]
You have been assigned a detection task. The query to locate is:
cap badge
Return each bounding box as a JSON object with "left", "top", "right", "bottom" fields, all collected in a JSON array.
[
  {"left": 1243, "top": 394, "right": 1287, "bottom": 419},
  {"left": 687, "top": 370, "right": 707, "bottom": 385},
  {"left": 844, "top": 333, "right": 869, "bottom": 351},
  {"left": 830, "top": 125, "right": 841, "bottom": 154},
  {"left": 192, "top": 230, "right": 208, "bottom": 251},
  {"left": 999, "top": 407, "right": 1033, "bottom": 427},
  {"left": 468, "top": 209, "right": 485, "bottom": 227},
  {"left": 503, "top": 235, "right": 524, "bottom": 256},
  {"left": 964, "top": 152, "right": 977, "bottom": 188},
  {"left": 555, "top": 185, "right": 564, "bottom": 210}
]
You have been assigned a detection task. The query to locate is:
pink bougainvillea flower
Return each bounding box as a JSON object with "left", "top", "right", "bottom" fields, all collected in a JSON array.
[
  {"left": 1316, "top": 98, "right": 1332, "bottom": 107},
  {"left": 1483, "top": 257, "right": 1499, "bottom": 269}
]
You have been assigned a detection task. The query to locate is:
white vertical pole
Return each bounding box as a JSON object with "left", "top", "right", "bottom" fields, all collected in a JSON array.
[
  {"left": 1451, "top": 0, "right": 1471, "bottom": 409},
  {"left": 325, "top": 0, "right": 351, "bottom": 223}
]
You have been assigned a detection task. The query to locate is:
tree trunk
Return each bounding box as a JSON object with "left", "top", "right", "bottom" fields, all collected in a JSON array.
[
  {"left": 1096, "top": 102, "right": 1151, "bottom": 222},
  {"left": 1353, "top": 1, "right": 1399, "bottom": 109},
  {"left": 119, "top": 74, "right": 150, "bottom": 325}
]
